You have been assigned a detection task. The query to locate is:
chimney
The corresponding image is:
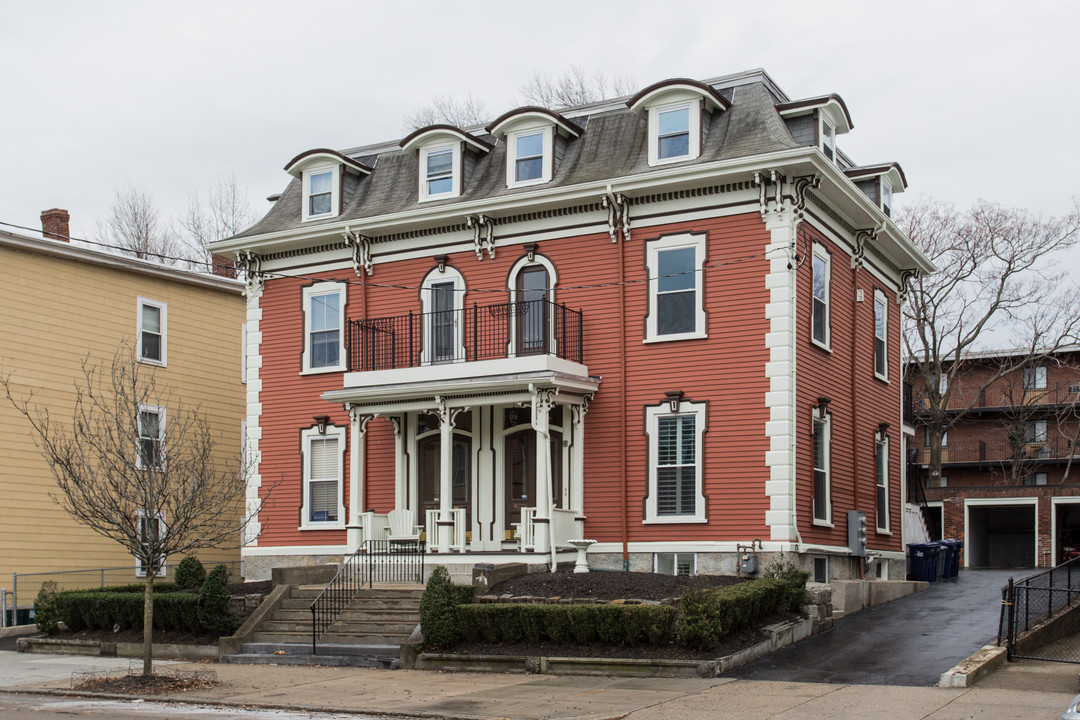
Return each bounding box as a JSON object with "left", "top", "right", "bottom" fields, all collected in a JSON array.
[
  {"left": 211, "top": 253, "right": 237, "bottom": 278},
  {"left": 40, "top": 209, "right": 70, "bottom": 242}
]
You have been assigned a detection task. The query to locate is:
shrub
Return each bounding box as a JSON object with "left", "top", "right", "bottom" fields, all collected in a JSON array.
[
  {"left": 419, "top": 566, "right": 463, "bottom": 648},
  {"left": 675, "top": 588, "right": 721, "bottom": 650},
  {"left": 174, "top": 557, "right": 207, "bottom": 590},
  {"left": 50, "top": 590, "right": 198, "bottom": 632},
  {"left": 455, "top": 602, "right": 676, "bottom": 648},
  {"left": 675, "top": 573, "right": 810, "bottom": 650},
  {"left": 34, "top": 581, "right": 61, "bottom": 633},
  {"left": 197, "top": 564, "right": 236, "bottom": 636}
]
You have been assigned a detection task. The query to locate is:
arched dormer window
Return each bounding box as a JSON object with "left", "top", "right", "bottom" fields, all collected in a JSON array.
[
  {"left": 420, "top": 261, "right": 466, "bottom": 364},
  {"left": 284, "top": 149, "right": 372, "bottom": 222},
  {"left": 400, "top": 125, "right": 493, "bottom": 202},
  {"left": 506, "top": 249, "right": 557, "bottom": 356},
  {"left": 627, "top": 79, "right": 730, "bottom": 167},
  {"left": 486, "top": 107, "right": 583, "bottom": 188},
  {"left": 776, "top": 94, "right": 854, "bottom": 166}
]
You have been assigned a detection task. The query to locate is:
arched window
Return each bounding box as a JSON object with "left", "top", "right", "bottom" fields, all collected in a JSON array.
[
  {"left": 420, "top": 264, "right": 465, "bottom": 364},
  {"left": 507, "top": 253, "right": 557, "bottom": 357}
]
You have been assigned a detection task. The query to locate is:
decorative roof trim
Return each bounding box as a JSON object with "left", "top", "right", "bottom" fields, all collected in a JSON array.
[
  {"left": 844, "top": 163, "right": 908, "bottom": 191},
  {"left": 399, "top": 124, "right": 494, "bottom": 154},
  {"left": 485, "top": 106, "right": 584, "bottom": 138},
  {"left": 284, "top": 149, "right": 373, "bottom": 178},
  {"left": 626, "top": 78, "right": 731, "bottom": 115},
  {"left": 776, "top": 94, "right": 854, "bottom": 133}
]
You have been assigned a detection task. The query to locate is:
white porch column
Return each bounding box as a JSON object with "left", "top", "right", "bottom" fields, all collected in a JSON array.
[
  {"left": 346, "top": 407, "right": 372, "bottom": 553},
  {"left": 432, "top": 402, "right": 465, "bottom": 553},
  {"left": 570, "top": 396, "right": 591, "bottom": 516},
  {"left": 530, "top": 386, "right": 556, "bottom": 555},
  {"left": 390, "top": 416, "right": 405, "bottom": 512}
]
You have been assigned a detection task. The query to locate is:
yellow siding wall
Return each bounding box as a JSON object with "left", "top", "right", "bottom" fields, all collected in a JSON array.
[{"left": 0, "top": 242, "right": 246, "bottom": 599}]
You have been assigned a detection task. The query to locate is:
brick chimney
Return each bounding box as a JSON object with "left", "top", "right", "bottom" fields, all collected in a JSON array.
[
  {"left": 40, "top": 209, "right": 70, "bottom": 242},
  {"left": 211, "top": 253, "right": 237, "bottom": 278}
]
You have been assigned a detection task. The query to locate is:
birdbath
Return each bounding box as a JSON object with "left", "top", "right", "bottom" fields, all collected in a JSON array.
[{"left": 567, "top": 539, "right": 596, "bottom": 573}]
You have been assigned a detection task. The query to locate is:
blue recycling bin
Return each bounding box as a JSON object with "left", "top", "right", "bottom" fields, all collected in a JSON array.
[
  {"left": 933, "top": 539, "right": 962, "bottom": 578},
  {"left": 934, "top": 545, "right": 946, "bottom": 580},
  {"left": 908, "top": 543, "right": 938, "bottom": 582}
]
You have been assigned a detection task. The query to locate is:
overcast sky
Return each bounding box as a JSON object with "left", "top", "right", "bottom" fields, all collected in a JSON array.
[{"left": 2, "top": 0, "right": 1078, "bottom": 253}]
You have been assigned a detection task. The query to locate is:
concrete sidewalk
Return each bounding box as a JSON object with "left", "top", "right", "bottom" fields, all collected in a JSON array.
[{"left": 4, "top": 653, "right": 1079, "bottom": 720}]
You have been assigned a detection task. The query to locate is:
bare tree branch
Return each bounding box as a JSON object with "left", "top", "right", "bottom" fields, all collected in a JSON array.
[
  {"left": 519, "top": 65, "right": 636, "bottom": 109},
  {"left": 95, "top": 186, "right": 182, "bottom": 264},
  {"left": 178, "top": 175, "right": 255, "bottom": 271},
  {"left": 1, "top": 344, "right": 264, "bottom": 676},
  {"left": 402, "top": 94, "right": 487, "bottom": 132}
]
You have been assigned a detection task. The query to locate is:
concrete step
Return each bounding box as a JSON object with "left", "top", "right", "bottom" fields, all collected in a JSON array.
[
  {"left": 270, "top": 607, "right": 419, "bottom": 621},
  {"left": 251, "top": 631, "right": 412, "bottom": 646},
  {"left": 241, "top": 641, "right": 398, "bottom": 657},
  {"left": 328, "top": 621, "right": 417, "bottom": 635},
  {"left": 279, "top": 597, "right": 422, "bottom": 611},
  {"left": 222, "top": 653, "right": 399, "bottom": 669}
]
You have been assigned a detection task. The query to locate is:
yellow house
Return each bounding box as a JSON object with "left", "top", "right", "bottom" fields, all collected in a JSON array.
[{"left": 0, "top": 210, "right": 246, "bottom": 619}]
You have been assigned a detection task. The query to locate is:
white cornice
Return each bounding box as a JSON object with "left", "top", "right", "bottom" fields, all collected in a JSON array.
[{"left": 0, "top": 231, "right": 245, "bottom": 294}]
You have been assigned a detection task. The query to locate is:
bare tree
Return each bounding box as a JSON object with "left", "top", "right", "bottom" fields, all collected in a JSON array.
[
  {"left": 95, "top": 186, "right": 181, "bottom": 264},
  {"left": 402, "top": 93, "right": 488, "bottom": 132},
  {"left": 178, "top": 175, "right": 255, "bottom": 272},
  {"left": 902, "top": 197, "right": 1080, "bottom": 489},
  {"left": 2, "top": 344, "right": 261, "bottom": 676},
  {"left": 519, "top": 65, "right": 636, "bottom": 109}
]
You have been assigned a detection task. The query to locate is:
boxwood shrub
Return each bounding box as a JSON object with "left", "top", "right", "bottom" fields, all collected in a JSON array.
[{"left": 457, "top": 603, "right": 676, "bottom": 647}]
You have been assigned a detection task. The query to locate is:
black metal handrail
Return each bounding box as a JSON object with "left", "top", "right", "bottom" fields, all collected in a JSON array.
[
  {"left": 998, "top": 557, "right": 1080, "bottom": 658},
  {"left": 309, "top": 539, "right": 426, "bottom": 654},
  {"left": 347, "top": 299, "right": 583, "bottom": 372}
]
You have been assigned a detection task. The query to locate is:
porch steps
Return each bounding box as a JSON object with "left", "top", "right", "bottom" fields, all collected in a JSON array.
[{"left": 222, "top": 584, "right": 423, "bottom": 667}]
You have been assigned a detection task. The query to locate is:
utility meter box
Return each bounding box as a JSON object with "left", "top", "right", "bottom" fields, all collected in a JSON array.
[
  {"left": 848, "top": 510, "right": 867, "bottom": 557},
  {"left": 740, "top": 553, "right": 759, "bottom": 575}
]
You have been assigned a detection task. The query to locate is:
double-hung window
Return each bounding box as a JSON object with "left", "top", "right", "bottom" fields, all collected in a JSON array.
[
  {"left": 424, "top": 146, "right": 454, "bottom": 198},
  {"left": 813, "top": 411, "right": 831, "bottom": 524},
  {"left": 301, "top": 164, "right": 341, "bottom": 222},
  {"left": 1024, "top": 366, "right": 1047, "bottom": 391},
  {"left": 308, "top": 171, "right": 333, "bottom": 216},
  {"left": 876, "top": 433, "right": 889, "bottom": 532},
  {"left": 874, "top": 290, "right": 888, "bottom": 380},
  {"left": 137, "top": 298, "right": 166, "bottom": 366},
  {"left": 136, "top": 511, "right": 166, "bottom": 577},
  {"left": 812, "top": 245, "right": 830, "bottom": 348},
  {"left": 137, "top": 404, "right": 165, "bottom": 470},
  {"left": 881, "top": 179, "right": 893, "bottom": 218},
  {"left": 657, "top": 105, "right": 691, "bottom": 161},
  {"left": 644, "top": 400, "right": 706, "bottom": 523},
  {"left": 302, "top": 282, "right": 347, "bottom": 373},
  {"left": 822, "top": 119, "right": 836, "bottom": 162},
  {"left": 301, "top": 424, "right": 346, "bottom": 528},
  {"left": 514, "top": 132, "right": 544, "bottom": 183},
  {"left": 645, "top": 232, "right": 707, "bottom": 342}
]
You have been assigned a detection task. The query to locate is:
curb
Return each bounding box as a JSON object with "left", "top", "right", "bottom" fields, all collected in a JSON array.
[{"left": 938, "top": 644, "right": 1007, "bottom": 688}]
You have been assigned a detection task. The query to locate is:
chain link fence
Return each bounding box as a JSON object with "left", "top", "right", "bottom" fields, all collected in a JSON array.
[
  {"left": 998, "top": 557, "right": 1080, "bottom": 662},
  {"left": 4, "top": 560, "right": 242, "bottom": 628}
]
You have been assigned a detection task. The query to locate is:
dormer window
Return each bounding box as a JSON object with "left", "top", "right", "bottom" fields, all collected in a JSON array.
[
  {"left": 657, "top": 105, "right": 691, "bottom": 160},
  {"left": 843, "top": 163, "right": 907, "bottom": 219},
  {"left": 821, "top": 119, "right": 836, "bottom": 162},
  {"left": 626, "top": 78, "right": 730, "bottom": 168},
  {"left": 486, "top": 108, "right": 582, "bottom": 189},
  {"left": 284, "top": 149, "right": 373, "bottom": 223},
  {"left": 401, "top": 124, "right": 494, "bottom": 202},
  {"left": 881, "top": 179, "right": 893, "bottom": 218},
  {"left": 425, "top": 146, "right": 455, "bottom": 196},
  {"left": 777, "top": 94, "right": 853, "bottom": 167}
]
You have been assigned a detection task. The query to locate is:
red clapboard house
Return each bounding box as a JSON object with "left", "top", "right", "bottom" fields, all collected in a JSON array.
[{"left": 211, "top": 69, "right": 934, "bottom": 584}]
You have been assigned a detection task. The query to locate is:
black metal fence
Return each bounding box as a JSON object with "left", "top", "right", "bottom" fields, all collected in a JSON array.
[
  {"left": 999, "top": 557, "right": 1080, "bottom": 662},
  {"left": 310, "top": 540, "right": 425, "bottom": 653},
  {"left": 347, "top": 299, "right": 583, "bottom": 372},
  {"left": 6, "top": 560, "right": 242, "bottom": 627}
]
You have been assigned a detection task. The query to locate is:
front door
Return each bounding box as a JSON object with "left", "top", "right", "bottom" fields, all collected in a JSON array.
[
  {"left": 504, "top": 428, "right": 563, "bottom": 529},
  {"left": 430, "top": 281, "right": 456, "bottom": 362},
  {"left": 516, "top": 266, "right": 549, "bottom": 355},
  {"left": 418, "top": 433, "right": 471, "bottom": 528}
]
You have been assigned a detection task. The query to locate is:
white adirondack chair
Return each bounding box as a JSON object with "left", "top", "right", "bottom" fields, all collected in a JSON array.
[{"left": 386, "top": 508, "right": 421, "bottom": 543}]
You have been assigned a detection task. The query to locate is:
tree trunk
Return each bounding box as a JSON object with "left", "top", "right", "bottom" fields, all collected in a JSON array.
[
  {"left": 927, "top": 425, "right": 944, "bottom": 489},
  {"left": 142, "top": 569, "right": 154, "bottom": 676}
]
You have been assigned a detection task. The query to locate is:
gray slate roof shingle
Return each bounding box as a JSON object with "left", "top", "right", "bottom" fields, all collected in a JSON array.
[{"left": 234, "top": 82, "right": 800, "bottom": 240}]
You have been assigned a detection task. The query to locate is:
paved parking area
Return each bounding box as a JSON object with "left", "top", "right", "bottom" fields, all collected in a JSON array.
[{"left": 732, "top": 568, "right": 1020, "bottom": 686}]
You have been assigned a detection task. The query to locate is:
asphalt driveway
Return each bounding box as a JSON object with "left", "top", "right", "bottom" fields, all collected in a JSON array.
[{"left": 732, "top": 568, "right": 1020, "bottom": 686}]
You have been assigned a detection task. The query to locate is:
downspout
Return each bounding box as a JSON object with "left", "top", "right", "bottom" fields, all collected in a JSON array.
[
  {"left": 791, "top": 223, "right": 804, "bottom": 552},
  {"left": 607, "top": 185, "right": 630, "bottom": 570},
  {"left": 851, "top": 262, "right": 862, "bottom": 579}
]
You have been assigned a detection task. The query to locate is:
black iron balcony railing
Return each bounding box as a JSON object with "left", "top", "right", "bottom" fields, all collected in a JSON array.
[
  {"left": 915, "top": 437, "right": 1080, "bottom": 465},
  {"left": 347, "top": 299, "right": 583, "bottom": 372},
  {"left": 913, "top": 381, "right": 1080, "bottom": 415}
]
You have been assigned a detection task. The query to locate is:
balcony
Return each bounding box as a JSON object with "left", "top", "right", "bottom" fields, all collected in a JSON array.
[
  {"left": 915, "top": 437, "right": 1080, "bottom": 466},
  {"left": 913, "top": 382, "right": 1080, "bottom": 415},
  {"left": 347, "top": 299, "right": 583, "bottom": 372}
]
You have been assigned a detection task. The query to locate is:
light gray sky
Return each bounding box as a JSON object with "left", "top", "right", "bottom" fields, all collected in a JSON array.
[{"left": 2, "top": 0, "right": 1078, "bottom": 247}]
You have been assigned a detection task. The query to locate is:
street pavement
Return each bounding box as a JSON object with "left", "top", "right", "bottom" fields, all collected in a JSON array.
[{"left": 733, "top": 568, "right": 1019, "bottom": 686}]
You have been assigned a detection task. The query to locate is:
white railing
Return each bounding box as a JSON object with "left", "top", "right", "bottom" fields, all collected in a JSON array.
[
  {"left": 551, "top": 508, "right": 581, "bottom": 548},
  {"left": 356, "top": 511, "right": 390, "bottom": 545},
  {"left": 425, "top": 508, "right": 466, "bottom": 552},
  {"left": 516, "top": 508, "right": 536, "bottom": 552}
]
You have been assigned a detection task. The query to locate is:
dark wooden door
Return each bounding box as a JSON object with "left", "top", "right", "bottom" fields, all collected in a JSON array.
[
  {"left": 504, "top": 428, "right": 562, "bottom": 527},
  {"left": 418, "top": 433, "right": 471, "bottom": 526},
  {"left": 516, "top": 266, "right": 548, "bottom": 355}
]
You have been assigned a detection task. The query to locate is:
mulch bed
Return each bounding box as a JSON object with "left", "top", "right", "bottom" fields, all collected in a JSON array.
[{"left": 74, "top": 672, "right": 219, "bottom": 695}]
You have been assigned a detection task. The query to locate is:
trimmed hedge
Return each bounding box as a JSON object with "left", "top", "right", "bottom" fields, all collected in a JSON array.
[
  {"left": 676, "top": 571, "right": 809, "bottom": 650},
  {"left": 458, "top": 603, "right": 675, "bottom": 647},
  {"left": 174, "top": 557, "right": 207, "bottom": 590},
  {"left": 419, "top": 567, "right": 465, "bottom": 648},
  {"left": 52, "top": 591, "right": 199, "bottom": 632}
]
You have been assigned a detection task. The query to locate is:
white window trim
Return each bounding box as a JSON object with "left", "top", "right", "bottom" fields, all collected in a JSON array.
[
  {"left": 136, "top": 403, "right": 166, "bottom": 471},
  {"left": 301, "top": 282, "right": 347, "bottom": 374},
  {"left": 645, "top": 232, "right": 707, "bottom": 343},
  {"left": 811, "top": 244, "right": 831, "bottom": 350},
  {"left": 506, "top": 126, "right": 554, "bottom": 188},
  {"left": 137, "top": 297, "right": 167, "bottom": 367},
  {"left": 301, "top": 164, "right": 340, "bottom": 222},
  {"left": 135, "top": 510, "right": 167, "bottom": 577},
  {"left": 241, "top": 322, "right": 248, "bottom": 384},
  {"left": 420, "top": 264, "right": 466, "bottom": 364},
  {"left": 876, "top": 433, "right": 890, "bottom": 533},
  {"left": 654, "top": 552, "right": 697, "bottom": 576},
  {"left": 419, "top": 143, "right": 461, "bottom": 201},
  {"left": 644, "top": 399, "right": 707, "bottom": 524},
  {"left": 648, "top": 99, "right": 701, "bottom": 167},
  {"left": 507, "top": 253, "right": 557, "bottom": 357},
  {"left": 813, "top": 410, "right": 832, "bottom": 527},
  {"left": 300, "top": 424, "right": 347, "bottom": 530},
  {"left": 874, "top": 289, "right": 888, "bottom": 381}
]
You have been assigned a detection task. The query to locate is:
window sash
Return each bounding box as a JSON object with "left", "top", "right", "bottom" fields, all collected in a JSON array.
[
  {"left": 812, "top": 253, "right": 829, "bottom": 345},
  {"left": 874, "top": 297, "right": 887, "bottom": 376},
  {"left": 1024, "top": 366, "right": 1047, "bottom": 390},
  {"left": 514, "top": 133, "right": 544, "bottom": 182},
  {"left": 813, "top": 418, "right": 829, "bottom": 522},
  {"left": 426, "top": 149, "right": 453, "bottom": 195},
  {"left": 140, "top": 304, "right": 162, "bottom": 362},
  {"left": 308, "top": 293, "right": 341, "bottom": 369},
  {"left": 138, "top": 409, "right": 163, "bottom": 469},
  {"left": 656, "top": 415, "right": 696, "bottom": 516},
  {"left": 656, "top": 247, "right": 696, "bottom": 336},
  {"left": 657, "top": 107, "right": 690, "bottom": 159},
  {"left": 308, "top": 436, "right": 339, "bottom": 523},
  {"left": 876, "top": 439, "right": 888, "bottom": 531}
]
